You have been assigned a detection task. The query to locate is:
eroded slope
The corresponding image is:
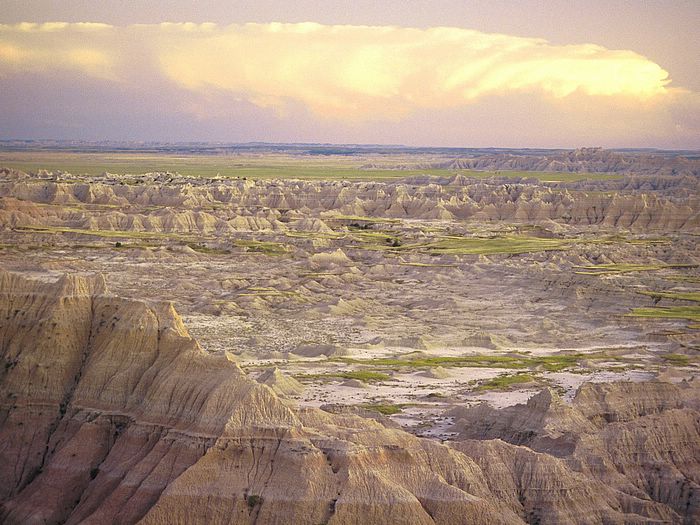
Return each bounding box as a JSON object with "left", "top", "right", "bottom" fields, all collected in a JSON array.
[{"left": 1, "top": 271, "right": 699, "bottom": 524}]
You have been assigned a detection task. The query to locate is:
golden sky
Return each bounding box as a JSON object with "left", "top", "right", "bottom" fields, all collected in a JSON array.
[{"left": 0, "top": 3, "right": 698, "bottom": 148}]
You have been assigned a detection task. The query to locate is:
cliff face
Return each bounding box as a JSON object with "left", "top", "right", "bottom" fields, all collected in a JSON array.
[
  {"left": 1, "top": 271, "right": 699, "bottom": 524},
  {"left": 0, "top": 271, "right": 299, "bottom": 524}
]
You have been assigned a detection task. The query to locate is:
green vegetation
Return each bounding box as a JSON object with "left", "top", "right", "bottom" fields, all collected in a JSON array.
[
  {"left": 401, "top": 235, "right": 570, "bottom": 256},
  {"left": 15, "top": 225, "right": 293, "bottom": 258},
  {"left": 398, "top": 261, "right": 458, "bottom": 268},
  {"left": 344, "top": 232, "right": 577, "bottom": 256},
  {"left": 1, "top": 152, "right": 622, "bottom": 182},
  {"left": 16, "top": 225, "right": 192, "bottom": 241},
  {"left": 360, "top": 403, "right": 404, "bottom": 415},
  {"left": 476, "top": 373, "right": 536, "bottom": 391},
  {"left": 638, "top": 291, "right": 700, "bottom": 303},
  {"left": 426, "top": 392, "right": 446, "bottom": 398},
  {"left": 295, "top": 370, "right": 392, "bottom": 383},
  {"left": 662, "top": 354, "right": 691, "bottom": 366},
  {"left": 330, "top": 214, "right": 401, "bottom": 224},
  {"left": 628, "top": 306, "right": 700, "bottom": 322},
  {"left": 232, "top": 239, "right": 288, "bottom": 256},
  {"left": 15, "top": 226, "right": 289, "bottom": 256},
  {"left": 666, "top": 275, "right": 700, "bottom": 284},
  {"left": 238, "top": 287, "right": 302, "bottom": 298},
  {"left": 284, "top": 231, "right": 344, "bottom": 240},
  {"left": 349, "top": 230, "right": 397, "bottom": 243},
  {"left": 186, "top": 242, "right": 230, "bottom": 255},
  {"left": 333, "top": 352, "right": 601, "bottom": 373},
  {"left": 246, "top": 495, "right": 263, "bottom": 509},
  {"left": 575, "top": 263, "right": 697, "bottom": 276}
]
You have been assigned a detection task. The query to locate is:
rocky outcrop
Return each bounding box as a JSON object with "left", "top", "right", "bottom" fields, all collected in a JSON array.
[
  {"left": 0, "top": 271, "right": 515, "bottom": 524},
  {"left": 2, "top": 168, "right": 698, "bottom": 234},
  {"left": 256, "top": 367, "right": 305, "bottom": 397},
  {"left": 1, "top": 271, "right": 699, "bottom": 524},
  {"left": 450, "top": 383, "right": 700, "bottom": 523},
  {"left": 445, "top": 148, "right": 700, "bottom": 177}
]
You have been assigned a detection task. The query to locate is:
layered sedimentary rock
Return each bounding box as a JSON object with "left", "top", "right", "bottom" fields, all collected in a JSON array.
[
  {"left": 1, "top": 271, "right": 699, "bottom": 524},
  {"left": 2, "top": 167, "right": 698, "bottom": 234},
  {"left": 451, "top": 383, "right": 700, "bottom": 522},
  {"left": 0, "top": 271, "right": 514, "bottom": 524},
  {"left": 443, "top": 148, "right": 700, "bottom": 177}
]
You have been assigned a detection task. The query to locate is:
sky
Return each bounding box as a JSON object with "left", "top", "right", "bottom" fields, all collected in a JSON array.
[{"left": 1, "top": 1, "right": 698, "bottom": 148}]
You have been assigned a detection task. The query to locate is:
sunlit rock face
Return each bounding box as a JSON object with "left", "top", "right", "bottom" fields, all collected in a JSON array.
[
  {"left": 1, "top": 159, "right": 698, "bottom": 235},
  {"left": 1, "top": 271, "right": 699, "bottom": 524}
]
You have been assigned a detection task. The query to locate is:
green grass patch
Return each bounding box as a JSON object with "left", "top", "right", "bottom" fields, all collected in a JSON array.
[
  {"left": 628, "top": 306, "right": 700, "bottom": 322},
  {"left": 476, "top": 373, "right": 536, "bottom": 391},
  {"left": 662, "top": 354, "right": 692, "bottom": 366},
  {"left": 232, "top": 239, "right": 288, "bottom": 256},
  {"left": 396, "top": 235, "right": 570, "bottom": 256},
  {"left": 0, "top": 152, "right": 624, "bottom": 182},
  {"left": 333, "top": 353, "right": 595, "bottom": 372},
  {"left": 246, "top": 494, "right": 263, "bottom": 508},
  {"left": 185, "top": 243, "right": 230, "bottom": 255},
  {"left": 295, "top": 370, "right": 391, "bottom": 383},
  {"left": 575, "top": 263, "right": 698, "bottom": 276},
  {"left": 284, "top": 231, "right": 344, "bottom": 240},
  {"left": 16, "top": 225, "right": 195, "bottom": 241},
  {"left": 328, "top": 214, "right": 401, "bottom": 224},
  {"left": 360, "top": 403, "right": 404, "bottom": 415},
  {"left": 468, "top": 171, "right": 621, "bottom": 182},
  {"left": 398, "top": 261, "right": 458, "bottom": 268},
  {"left": 639, "top": 291, "right": 700, "bottom": 303},
  {"left": 666, "top": 275, "right": 700, "bottom": 284}
]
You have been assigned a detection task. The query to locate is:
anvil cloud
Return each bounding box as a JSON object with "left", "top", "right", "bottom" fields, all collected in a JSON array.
[
  {"left": 0, "top": 22, "right": 673, "bottom": 117},
  {"left": 0, "top": 22, "right": 697, "bottom": 146}
]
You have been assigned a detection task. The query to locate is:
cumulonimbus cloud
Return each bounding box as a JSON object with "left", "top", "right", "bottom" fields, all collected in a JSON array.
[{"left": 0, "top": 22, "right": 675, "bottom": 120}]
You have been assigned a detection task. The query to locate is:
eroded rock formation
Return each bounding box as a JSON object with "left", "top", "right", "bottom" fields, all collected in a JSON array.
[
  {"left": 2, "top": 168, "right": 698, "bottom": 234},
  {"left": 1, "top": 271, "right": 699, "bottom": 524}
]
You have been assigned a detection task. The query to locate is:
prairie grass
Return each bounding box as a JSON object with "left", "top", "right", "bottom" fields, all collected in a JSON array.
[
  {"left": 628, "top": 306, "right": 700, "bottom": 322},
  {"left": 638, "top": 291, "right": 700, "bottom": 303},
  {"left": 334, "top": 353, "right": 602, "bottom": 372},
  {"left": 662, "top": 354, "right": 692, "bottom": 366},
  {"left": 360, "top": 403, "right": 404, "bottom": 415},
  {"left": 1, "top": 152, "right": 622, "bottom": 182},
  {"left": 295, "top": 370, "right": 391, "bottom": 383},
  {"left": 476, "top": 373, "right": 536, "bottom": 391},
  {"left": 575, "top": 263, "right": 697, "bottom": 275}
]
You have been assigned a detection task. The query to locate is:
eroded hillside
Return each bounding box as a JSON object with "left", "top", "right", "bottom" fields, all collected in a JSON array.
[
  {"left": 1, "top": 271, "right": 698, "bottom": 524},
  {"left": 0, "top": 163, "right": 698, "bottom": 436},
  {"left": 1, "top": 148, "right": 699, "bottom": 522}
]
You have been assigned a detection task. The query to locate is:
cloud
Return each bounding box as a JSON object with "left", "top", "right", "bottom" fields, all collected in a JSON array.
[
  {"left": 0, "top": 22, "right": 676, "bottom": 120},
  {"left": 0, "top": 23, "right": 116, "bottom": 79}
]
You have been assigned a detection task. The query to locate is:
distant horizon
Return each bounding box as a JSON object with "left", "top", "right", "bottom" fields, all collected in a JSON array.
[{"left": 0, "top": 139, "right": 698, "bottom": 154}]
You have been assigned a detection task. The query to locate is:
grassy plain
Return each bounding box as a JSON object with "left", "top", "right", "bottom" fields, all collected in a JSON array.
[{"left": 0, "top": 152, "right": 622, "bottom": 182}]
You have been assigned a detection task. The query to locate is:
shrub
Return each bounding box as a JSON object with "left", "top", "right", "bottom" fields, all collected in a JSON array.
[{"left": 247, "top": 494, "right": 263, "bottom": 508}]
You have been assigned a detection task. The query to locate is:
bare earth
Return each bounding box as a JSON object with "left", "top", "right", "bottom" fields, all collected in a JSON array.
[{"left": 1, "top": 146, "right": 699, "bottom": 523}]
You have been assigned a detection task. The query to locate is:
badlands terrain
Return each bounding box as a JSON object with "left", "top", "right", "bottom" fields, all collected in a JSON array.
[{"left": 1, "top": 145, "right": 699, "bottom": 523}]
